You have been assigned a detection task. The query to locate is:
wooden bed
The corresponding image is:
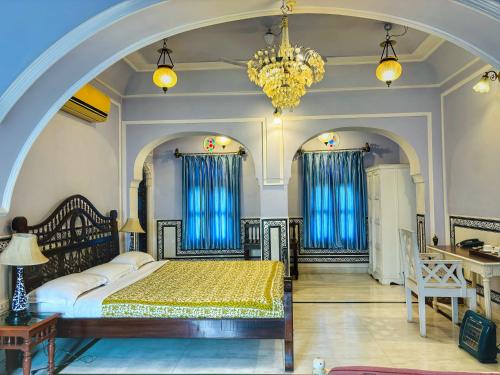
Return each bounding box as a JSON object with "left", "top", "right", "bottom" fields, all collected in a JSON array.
[{"left": 11, "top": 195, "right": 294, "bottom": 371}]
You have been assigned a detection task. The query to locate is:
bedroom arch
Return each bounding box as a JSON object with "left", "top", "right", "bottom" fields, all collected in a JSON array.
[
  {"left": 129, "top": 130, "right": 261, "bottom": 219},
  {"left": 284, "top": 125, "right": 427, "bottom": 235},
  {"left": 0, "top": 0, "right": 499, "bottom": 215}
]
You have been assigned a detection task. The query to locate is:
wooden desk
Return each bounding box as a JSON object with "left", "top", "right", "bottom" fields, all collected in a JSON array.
[
  {"left": 0, "top": 313, "right": 59, "bottom": 375},
  {"left": 427, "top": 245, "right": 500, "bottom": 319}
]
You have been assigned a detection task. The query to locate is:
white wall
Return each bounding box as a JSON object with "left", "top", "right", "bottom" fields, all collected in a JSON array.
[
  {"left": 442, "top": 70, "right": 500, "bottom": 311},
  {"left": 153, "top": 135, "right": 260, "bottom": 220},
  {"left": 288, "top": 131, "right": 404, "bottom": 217},
  {"left": 443, "top": 78, "right": 500, "bottom": 218},
  {"left": 0, "top": 104, "right": 121, "bottom": 310}
]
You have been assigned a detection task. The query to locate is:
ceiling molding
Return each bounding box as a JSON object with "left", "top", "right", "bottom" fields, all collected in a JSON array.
[
  {"left": 123, "top": 83, "right": 440, "bottom": 99},
  {"left": 454, "top": 0, "right": 500, "bottom": 21},
  {"left": 124, "top": 34, "right": 444, "bottom": 72},
  {"left": 103, "top": 53, "right": 476, "bottom": 98},
  {"left": 93, "top": 77, "right": 124, "bottom": 98}
]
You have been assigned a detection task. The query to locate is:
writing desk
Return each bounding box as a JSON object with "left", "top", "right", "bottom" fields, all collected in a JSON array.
[{"left": 427, "top": 245, "right": 500, "bottom": 319}]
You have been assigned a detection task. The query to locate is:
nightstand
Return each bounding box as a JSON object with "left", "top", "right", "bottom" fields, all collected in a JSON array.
[{"left": 0, "top": 312, "right": 59, "bottom": 375}]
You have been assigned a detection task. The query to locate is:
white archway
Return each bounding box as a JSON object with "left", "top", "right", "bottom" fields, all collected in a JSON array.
[
  {"left": 128, "top": 129, "right": 261, "bottom": 218},
  {"left": 285, "top": 126, "right": 429, "bottom": 220},
  {"left": 0, "top": 0, "right": 499, "bottom": 214}
]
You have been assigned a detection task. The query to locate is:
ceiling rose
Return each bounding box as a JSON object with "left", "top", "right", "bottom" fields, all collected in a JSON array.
[{"left": 247, "top": 0, "right": 325, "bottom": 111}]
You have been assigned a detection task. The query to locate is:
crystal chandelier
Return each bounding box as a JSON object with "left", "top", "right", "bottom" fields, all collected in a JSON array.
[{"left": 247, "top": 0, "right": 325, "bottom": 110}]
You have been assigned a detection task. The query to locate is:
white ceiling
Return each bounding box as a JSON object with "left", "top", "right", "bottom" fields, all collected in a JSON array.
[{"left": 126, "top": 14, "right": 431, "bottom": 69}]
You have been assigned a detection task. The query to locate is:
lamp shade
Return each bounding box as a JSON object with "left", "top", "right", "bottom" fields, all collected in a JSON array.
[
  {"left": 153, "top": 65, "right": 178, "bottom": 92},
  {"left": 0, "top": 234, "right": 48, "bottom": 266},
  {"left": 473, "top": 76, "right": 490, "bottom": 93},
  {"left": 317, "top": 132, "right": 334, "bottom": 144},
  {"left": 273, "top": 108, "right": 283, "bottom": 125},
  {"left": 215, "top": 136, "right": 231, "bottom": 148},
  {"left": 119, "top": 218, "right": 145, "bottom": 233},
  {"left": 376, "top": 57, "right": 402, "bottom": 86}
]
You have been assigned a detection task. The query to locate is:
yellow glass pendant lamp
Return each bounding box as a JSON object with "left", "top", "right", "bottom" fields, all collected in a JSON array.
[
  {"left": 376, "top": 23, "right": 403, "bottom": 87},
  {"left": 376, "top": 57, "right": 402, "bottom": 86},
  {"left": 153, "top": 39, "right": 178, "bottom": 93}
]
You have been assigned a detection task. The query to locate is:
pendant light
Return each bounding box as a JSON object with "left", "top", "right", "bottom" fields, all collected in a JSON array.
[
  {"left": 153, "top": 39, "right": 178, "bottom": 93},
  {"left": 376, "top": 23, "right": 403, "bottom": 87}
]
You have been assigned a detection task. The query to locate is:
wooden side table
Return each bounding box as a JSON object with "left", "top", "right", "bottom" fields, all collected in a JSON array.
[{"left": 0, "top": 313, "right": 59, "bottom": 375}]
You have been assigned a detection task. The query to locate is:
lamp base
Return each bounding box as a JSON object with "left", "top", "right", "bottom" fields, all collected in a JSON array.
[{"left": 5, "top": 309, "right": 31, "bottom": 325}]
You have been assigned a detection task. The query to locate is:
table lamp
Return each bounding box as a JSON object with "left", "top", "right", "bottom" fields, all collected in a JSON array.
[
  {"left": 0, "top": 233, "right": 48, "bottom": 325},
  {"left": 119, "top": 217, "right": 145, "bottom": 251}
]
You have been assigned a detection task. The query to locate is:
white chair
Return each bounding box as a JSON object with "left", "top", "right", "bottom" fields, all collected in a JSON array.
[{"left": 399, "top": 228, "right": 477, "bottom": 337}]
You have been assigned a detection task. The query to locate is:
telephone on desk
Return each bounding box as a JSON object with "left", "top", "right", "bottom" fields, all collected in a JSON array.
[{"left": 457, "top": 238, "right": 484, "bottom": 248}]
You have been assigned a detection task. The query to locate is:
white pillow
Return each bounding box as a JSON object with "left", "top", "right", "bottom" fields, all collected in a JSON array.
[
  {"left": 28, "top": 273, "right": 106, "bottom": 306},
  {"left": 110, "top": 251, "right": 154, "bottom": 270},
  {"left": 82, "top": 263, "right": 134, "bottom": 284}
]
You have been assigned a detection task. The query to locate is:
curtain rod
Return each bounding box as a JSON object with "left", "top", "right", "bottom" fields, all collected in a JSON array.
[
  {"left": 296, "top": 143, "right": 371, "bottom": 157},
  {"left": 174, "top": 147, "right": 246, "bottom": 158}
]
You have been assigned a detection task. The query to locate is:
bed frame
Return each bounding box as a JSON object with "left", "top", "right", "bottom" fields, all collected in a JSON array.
[{"left": 11, "top": 195, "right": 294, "bottom": 371}]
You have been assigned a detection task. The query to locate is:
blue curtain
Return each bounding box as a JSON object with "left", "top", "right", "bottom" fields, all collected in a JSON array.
[
  {"left": 182, "top": 154, "right": 241, "bottom": 250},
  {"left": 302, "top": 151, "right": 367, "bottom": 250}
]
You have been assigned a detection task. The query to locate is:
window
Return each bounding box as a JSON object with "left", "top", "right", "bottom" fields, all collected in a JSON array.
[
  {"left": 302, "top": 151, "right": 367, "bottom": 250},
  {"left": 182, "top": 155, "right": 241, "bottom": 250}
]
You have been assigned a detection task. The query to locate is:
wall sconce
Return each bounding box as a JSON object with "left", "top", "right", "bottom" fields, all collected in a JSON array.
[
  {"left": 473, "top": 71, "right": 499, "bottom": 93},
  {"left": 216, "top": 136, "right": 231, "bottom": 149},
  {"left": 273, "top": 108, "right": 283, "bottom": 125}
]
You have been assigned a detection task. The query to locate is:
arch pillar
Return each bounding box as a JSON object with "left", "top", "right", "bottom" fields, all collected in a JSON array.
[
  {"left": 412, "top": 173, "right": 426, "bottom": 216},
  {"left": 144, "top": 155, "right": 155, "bottom": 258}
]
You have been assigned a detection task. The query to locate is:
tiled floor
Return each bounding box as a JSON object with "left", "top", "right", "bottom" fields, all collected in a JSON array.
[{"left": 13, "top": 273, "right": 500, "bottom": 374}]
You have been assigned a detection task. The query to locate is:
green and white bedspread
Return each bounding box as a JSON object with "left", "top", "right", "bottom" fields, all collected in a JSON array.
[{"left": 102, "top": 260, "right": 284, "bottom": 319}]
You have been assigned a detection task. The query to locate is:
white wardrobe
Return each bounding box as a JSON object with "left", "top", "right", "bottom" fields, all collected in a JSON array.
[{"left": 366, "top": 164, "right": 416, "bottom": 285}]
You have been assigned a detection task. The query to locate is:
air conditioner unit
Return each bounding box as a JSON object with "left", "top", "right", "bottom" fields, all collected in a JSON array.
[{"left": 61, "top": 84, "right": 111, "bottom": 122}]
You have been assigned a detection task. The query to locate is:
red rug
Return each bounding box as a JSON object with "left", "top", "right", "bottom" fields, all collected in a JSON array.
[{"left": 329, "top": 366, "right": 496, "bottom": 375}]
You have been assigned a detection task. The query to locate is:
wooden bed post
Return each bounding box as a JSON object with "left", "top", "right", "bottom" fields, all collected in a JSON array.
[
  {"left": 110, "top": 210, "right": 119, "bottom": 252},
  {"left": 243, "top": 222, "right": 250, "bottom": 260},
  {"left": 284, "top": 276, "right": 294, "bottom": 372}
]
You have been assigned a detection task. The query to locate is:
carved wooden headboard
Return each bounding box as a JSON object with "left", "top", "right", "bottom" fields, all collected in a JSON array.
[{"left": 11, "top": 195, "right": 119, "bottom": 293}]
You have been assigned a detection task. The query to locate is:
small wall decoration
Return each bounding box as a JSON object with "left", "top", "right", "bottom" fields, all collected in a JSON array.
[
  {"left": 326, "top": 134, "right": 340, "bottom": 148},
  {"left": 317, "top": 132, "right": 340, "bottom": 148},
  {"left": 203, "top": 137, "right": 216, "bottom": 153}
]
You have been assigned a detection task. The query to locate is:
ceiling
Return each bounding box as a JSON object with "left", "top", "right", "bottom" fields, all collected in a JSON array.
[{"left": 126, "top": 14, "right": 431, "bottom": 69}]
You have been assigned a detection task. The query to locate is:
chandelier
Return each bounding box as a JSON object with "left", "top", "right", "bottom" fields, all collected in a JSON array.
[{"left": 247, "top": 0, "right": 325, "bottom": 110}]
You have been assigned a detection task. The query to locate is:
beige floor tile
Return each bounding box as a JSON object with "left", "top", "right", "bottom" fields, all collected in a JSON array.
[{"left": 19, "top": 272, "right": 500, "bottom": 374}]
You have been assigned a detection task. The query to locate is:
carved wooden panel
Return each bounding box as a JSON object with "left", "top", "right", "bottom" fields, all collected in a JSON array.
[{"left": 11, "top": 195, "right": 119, "bottom": 293}]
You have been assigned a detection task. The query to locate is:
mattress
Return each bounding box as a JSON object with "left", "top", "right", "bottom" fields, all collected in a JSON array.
[
  {"left": 32, "top": 260, "right": 284, "bottom": 319},
  {"left": 102, "top": 260, "right": 284, "bottom": 319}
]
